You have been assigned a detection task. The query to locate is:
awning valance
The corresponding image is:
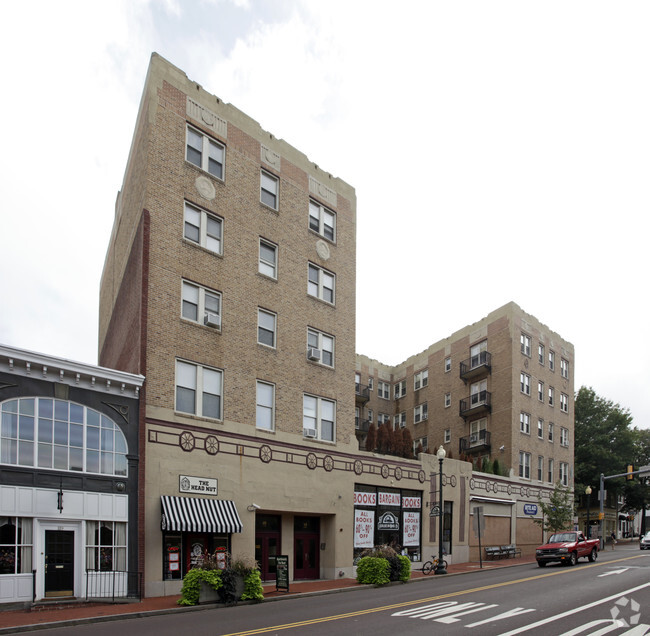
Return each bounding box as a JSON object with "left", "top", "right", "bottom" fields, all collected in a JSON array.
[{"left": 161, "top": 496, "right": 243, "bottom": 533}]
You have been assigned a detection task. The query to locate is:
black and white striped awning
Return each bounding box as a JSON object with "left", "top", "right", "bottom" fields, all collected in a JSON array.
[{"left": 161, "top": 496, "right": 243, "bottom": 533}]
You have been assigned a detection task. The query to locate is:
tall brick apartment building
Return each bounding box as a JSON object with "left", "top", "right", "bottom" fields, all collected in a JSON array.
[
  {"left": 356, "top": 302, "right": 575, "bottom": 490},
  {"left": 96, "top": 54, "right": 572, "bottom": 597}
]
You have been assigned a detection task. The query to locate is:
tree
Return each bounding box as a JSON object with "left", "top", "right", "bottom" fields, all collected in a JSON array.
[
  {"left": 532, "top": 482, "right": 575, "bottom": 535},
  {"left": 400, "top": 427, "right": 413, "bottom": 458},
  {"left": 376, "top": 424, "right": 389, "bottom": 454},
  {"left": 574, "top": 387, "right": 636, "bottom": 495},
  {"left": 365, "top": 423, "right": 377, "bottom": 453}
]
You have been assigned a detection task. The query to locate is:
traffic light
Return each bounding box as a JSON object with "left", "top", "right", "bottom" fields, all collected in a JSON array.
[{"left": 626, "top": 464, "right": 634, "bottom": 480}]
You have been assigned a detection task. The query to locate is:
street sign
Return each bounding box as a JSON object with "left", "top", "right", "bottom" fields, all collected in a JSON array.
[{"left": 430, "top": 505, "right": 441, "bottom": 517}]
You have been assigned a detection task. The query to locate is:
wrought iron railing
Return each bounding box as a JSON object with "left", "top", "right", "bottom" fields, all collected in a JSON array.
[{"left": 86, "top": 570, "right": 143, "bottom": 602}]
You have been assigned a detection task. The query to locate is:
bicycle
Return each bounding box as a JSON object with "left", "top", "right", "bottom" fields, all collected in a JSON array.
[{"left": 421, "top": 555, "right": 448, "bottom": 575}]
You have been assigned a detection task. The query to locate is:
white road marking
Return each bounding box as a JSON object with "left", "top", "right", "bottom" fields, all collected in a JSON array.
[{"left": 599, "top": 569, "right": 631, "bottom": 577}]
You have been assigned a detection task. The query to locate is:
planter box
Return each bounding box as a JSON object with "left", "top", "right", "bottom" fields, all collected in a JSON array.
[{"left": 199, "top": 581, "right": 221, "bottom": 604}]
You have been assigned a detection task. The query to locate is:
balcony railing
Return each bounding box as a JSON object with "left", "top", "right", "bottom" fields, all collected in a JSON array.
[
  {"left": 355, "top": 383, "right": 370, "bottom": 403},
  {"left": 459, "top": 430, "right": 491, "bottom": 454},
  {"left": 460, "top": 350, "right": 491, "bottom": 382},
  {"left": 355, "top": 418, "right": 370, "bottom": 432},
  {"left": 459, "top": 390, "right": 492, "bottom": 418}
]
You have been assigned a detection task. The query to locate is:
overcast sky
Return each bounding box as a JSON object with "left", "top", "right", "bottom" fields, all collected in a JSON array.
[{"left": 1, "top": 1, "right": 648, "bottom": 430}]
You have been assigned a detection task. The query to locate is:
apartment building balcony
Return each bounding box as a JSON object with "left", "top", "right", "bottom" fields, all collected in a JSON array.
[
  {"left": 355, "top": 418, "right": 370, "bottom": 432},
  {"left": 459, "top": 351, "right": 492, "bottom": 383},
  {"left": 355, "top": 383, "right": 370, "bottom": 404},
  {"left": 459, "top": 430, "right": 491, "bottom": 455},
  {"left": 459, "top": 390, "right": 492, "bottom": 419}
]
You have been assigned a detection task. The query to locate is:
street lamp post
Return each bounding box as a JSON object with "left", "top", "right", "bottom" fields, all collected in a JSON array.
[
  {"left": 435, "top": 445, "right": 448, "bottom": 575},
  {"left": 585, "top": 486, "right": 592, "bottom": 538}
]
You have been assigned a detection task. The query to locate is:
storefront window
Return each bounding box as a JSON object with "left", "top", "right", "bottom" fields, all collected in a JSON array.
[
  {"left": 162, "top": 533, "right": 229, "bottom": 580},
  {"left": 0, "top": 517, "right": 33, "bottom": 574},
  {"left": 86, "top": 521, "right": 126, "bottom": 571},
  {"left": 353, "top": 485, "right": 422, "bottom": 562}
]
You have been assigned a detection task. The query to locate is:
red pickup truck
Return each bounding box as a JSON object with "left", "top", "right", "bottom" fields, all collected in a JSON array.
[{"left": 536, "top": 531, "right": 599, "bottom": 567}]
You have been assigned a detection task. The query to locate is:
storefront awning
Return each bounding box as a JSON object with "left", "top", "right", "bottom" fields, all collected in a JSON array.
[{"left": 161, "top": 496, "right": 243, "bottom": 533}]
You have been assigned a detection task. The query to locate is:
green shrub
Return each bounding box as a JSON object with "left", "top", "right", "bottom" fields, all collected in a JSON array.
[
  {"left": 241, "top": 569, "right": 264, "bottom": 602},
  {"left": 356, "top": 556, "right": 390, "bottom": 586},
  {"left": 178, "top": 568, "right": 222, "bottom": 606},
  {"left": 397, "top": 555, "right": 411, "bottom": 582}
]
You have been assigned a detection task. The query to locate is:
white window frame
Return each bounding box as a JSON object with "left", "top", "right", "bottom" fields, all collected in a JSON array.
[
  {"left": 560, "top": 358, "right": 569, "bottom": 379},
  {"left": 260, "top": 170, "right": 279, "bottom": 210},
  {"left": 521, "top": 333, "right": 531, "bottom": 356},
  {"left": 414, "top": 369, "right": 428, "bottom": 391},
  {"left": 394, "top": 412, "right": 406, "bottom": 429},
  {"left": 377, "top": 382, "right": 390, "bottom": 400},
  {"left": 549, "top": 350, "right": 555, "bottom": 371},
  {"left": 548, "top": 386, "right": 555, "bottom": 406},
  {"left": 520, "top": 412, "right": 530, "bottom": 435},
  {"left": 538, "top": 381, "right": 544, "bottom": 402},
  {"left": 378, "top": 413, "right": 391, "bottom": 426},
  {"left": 259, "top": 239, "right": 278, "bottom": 279},
  {"left": 308, "top": 199, "right": 336, "bottom": 242},
  {"left": 186, "top": 125, "right": 225, "bottom": 180},
  {"left": 560, "top": 393, "right": 569, "bottom": 413},
  {"left": 181, "top": 280, "right": 221, "bottom": 328},
  {"left": 414, "top": 403, "right": 428, "bottom": 423},
  {"left": 444, "top": 429, "right": 451, "bottom": 444},
  {"left": 560, "top": 426, "right": 569, "bottom": 447},
  {"left": 308, "top": 263, "right": 335, "bottom": 304},
  {"left": 256, "top": 380, "right": 275, "bottom": 431},
  {"left": 183, "top": 201, "right": 223, "bottom": 254},
  {"left": 519, "top": 451, "right": 531, "bottom": 479},
  {"left": 307, "top": 328, "right": 334, "bottom": 367},
  {"left": 538, "top": 343, "right": 545, "bottom": 365},
  {"left": 394, "top": 380, "right": 406, "bottom": 399},
  {"left": 175, "top": 359, "right": 223, "bottom": 420},
  {"left": 548, "top": 422, "right": 555, "bottom": 442},
  {"left": 303, "top": 394, "right": 335, "bottom": 442},
  {"left": 445, "top": 357, "right": 451, "bottom": 372},
  {"left": 537, "top": 418, "right": 544, "bottom": 439},
  {"left": 548, "top": 458, "right": 554, "bottom": 483},
  {"left": 559, "top": 462, "right": 569, "bottom": 487},
  {"left": 444, "top": 392, "right": 451, "bottom": 408},
  {"left": 368, "top": 377, "right": 374, "bottom": 391},
  {"left": 367, "top": 409, "right": 373, "bottom": 423},
  {"left": 520, "top": 372, "right": 531, "bottom": 396},
  {"left": 537, "top": 456, "right": 544, "bottom": 482},
  {"left": 257, "top": 308, "right": 277, "bottom": 348}
]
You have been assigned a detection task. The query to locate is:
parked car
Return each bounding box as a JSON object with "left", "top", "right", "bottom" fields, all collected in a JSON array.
[
  {"left": 640, "top": 532, "right": 650, "bottom": 550},
  {"left": 536, "top": 531, "right": 599, "bottom": 567}
]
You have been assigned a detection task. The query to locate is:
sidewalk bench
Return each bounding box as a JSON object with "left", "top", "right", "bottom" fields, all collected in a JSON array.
[
  {"left": 485, "top": 547, "right": 506, "bottom": 559},
  {"left": 501, "top": 545, "right": 522, "bottom": 558}
]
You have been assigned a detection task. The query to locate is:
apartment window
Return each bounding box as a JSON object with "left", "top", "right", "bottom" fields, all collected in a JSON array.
[
  {"left": 175, "top": 360, "right": 222, "bottom": 420},
  {"left": 183, "top": 201, "right": 223, "bottom": 254},
  {"left": 548, "top": 386, "right": 555, "bottom": 406},
  {"left": 260, "top": 170, "right": 279, "bottom": 209},
  {"left": 86, "top": 521, "right": 126, "bottom": 572},
  {"left": 378, "top": 413, "right": 391, "bottom": 426},
  {"left": 0, "top": 517, "right": 32, "bottom": 574},
  {"left": 308, "top": 263, "right": 335, "bottom": 304},
  {"left": 444, "top": 429, "right": 451, "bottom": 444},
  {"left": 394, "top": 412, "right": 406, "bottom": 429},
  {"left": 414, "top": 369, "right": 428, "bottom": 390},
  {"left": 537, "top": 456, "right": 544, "bottom": 481},
  {"left": 549, "top": 350, "right": 555, "bottom": 371},
  {"left": 520, "top": 372, "right": 531, "bottom": 396},
  {"left": 445, "top": 357, "right": 451, "bottom": 372},
  {"left": 538, "top": 343, "right": 545, "bottom": 365},
  {"left": 560, "top": 358, "right": 569, "bottom": 379},
  {"left": 560, "top": 427, "right": 569, "bottom": 447},
  {"left": 548, "top": 422, "right": 555, "bottom": 442},
  {"left": 520, "top": 412, "right": 530, "bottom": 434},
  {"left": 367, "top": 409, "right": 373, "bottom": 423},
  {"left": 308, "top": 199, "right": 336, "bottom": 242},
  {"left": 414, "top": 403, "right": 428, "bottom": 423},
  {"left": 257, "top": 309, "right": 277, "bottom": 348},
  {"left": 256, "top": 381, "right": 275, "bottom": 431},
  {"left": 521, "top": 333, "right": 531, "bottom": 357},
  {"left": 303, "top": 394, "right": 335, "bottom": 442},
  {"left": 560, "top": 393, "right": 569, "bottom": 413},
  {"left": 559, "top": 462, "right": 569, "bottom": 487},
  {"left": 186, "top": 125, "right": 224, "bottom": 179},
  {"left": 470, "top": 340, "right": 488, "bottom": 368},
  {"left": 444, "top": 393, "right": 451, "bottom": 408},
  {"left": 548, "top": 458, "right": 554, "bottom": 483},
  {"left": 182, "top": 280, "right": 221, "bottom": 328},
  {"left": 394, "top": 380, "right": 406, "bottom": 399},
  {"left": 470, "top": 418, "right": 487, "bottom": 445},
  {"left": 307, "top": 328, "right": 334, "bottom": 367},
  {"left": 368, "top": 377, "right": 374, "bottom": 391},
  {"left": 259, "top": 239, "right": 278, "bottom": 278},
  {"left": 414, "top": 437, "right": 428, "bottom": 455},
  {"left": 537, "top": 418, "right": 544, "bottom": 439},
  {"left": 519, "top": 451, "right": 531, "bottom": 479},
  {"left": 538, "top": 381, "right": 544, "bottom": 402},
  {"left": 377, "top": 382, "right": 390, "bottom": 399}
]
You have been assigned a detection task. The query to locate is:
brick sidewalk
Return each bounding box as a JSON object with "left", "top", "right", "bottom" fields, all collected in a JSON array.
[{"left": 0, "top": 555, "right": 536, "bottom": 633}]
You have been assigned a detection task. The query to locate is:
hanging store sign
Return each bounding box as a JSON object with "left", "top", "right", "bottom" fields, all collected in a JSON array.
[
  {"left": 179, "top": 475, "right": 218, "bottom": 495},
  {"left": 378, "top": 511, "right": 400, "bottom": 531},
  {"left": 403, "top": 512, "right": 420, "bottom": 546},
  {"left": 354, "top": 509, "right": 375, "bottom": 548},
  {"left": 378, "top": 492, "right": 401, "bottom": 507}
]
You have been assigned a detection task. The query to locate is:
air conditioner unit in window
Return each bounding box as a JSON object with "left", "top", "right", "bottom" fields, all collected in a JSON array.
[
  {"left": 204, "top": 312, "right": 221, "bottom": 328},
  {"left": 470, "top": 433, "right": 478, "bottom": 443},
  {"left": 303, "top": 428, "right": 317, "bottom": 438},
  {"left": 307, "top": 348, "right": 322, "bottom": 361}
]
